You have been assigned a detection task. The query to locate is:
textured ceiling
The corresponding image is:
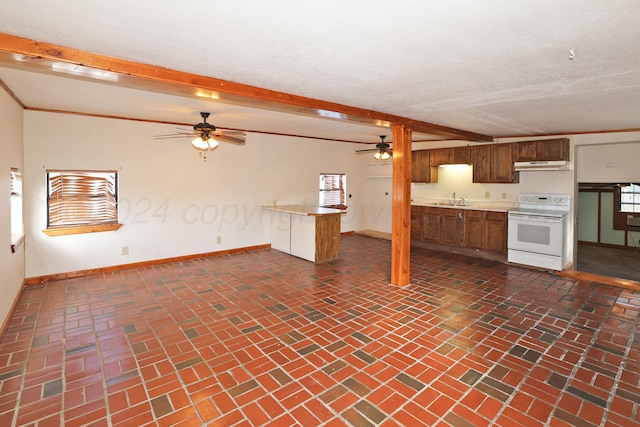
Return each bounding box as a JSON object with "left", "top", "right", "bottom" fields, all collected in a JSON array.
[{"left": 1, "top": 0, "right": 640, "bottom": 143}]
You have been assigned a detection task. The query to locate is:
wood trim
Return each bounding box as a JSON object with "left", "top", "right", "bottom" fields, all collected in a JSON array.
[
  {"left": 557, "top": 269, "right": 640, "bottom": 292},
  {"left": 43, "top": 223, "right": 123, "bottom": 236},
  {"left": 24, "top": 244, "right": 271, "bottom": 286},
  {"left": 0, "top": 77, "right": 26, "bottom": 109},
  {"left": 390, "top": 124, "right": 412, "bottom": 286},
  {"left": 0, "top": 32, "right": 491, "bottom": 142},
  {"left": 0, "top": 280, "right": 26, "bottom": 338}
]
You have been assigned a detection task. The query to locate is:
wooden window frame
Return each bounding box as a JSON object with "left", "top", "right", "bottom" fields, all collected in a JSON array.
[
  {"left": 44, "top": 170, "right": 122, "bottom": 236},
  {"left": 319, "top": 173, "right": 347, "bottom": 210}
]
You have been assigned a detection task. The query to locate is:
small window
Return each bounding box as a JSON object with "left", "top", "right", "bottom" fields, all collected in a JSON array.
[
  {"left": 45, "top": 170, "right": 121, "bottom": 236},
  {"left": 620, "top": 183, "right": 640, "bottom": 213},
  {"left": 612, "top": 183, "right": 640, "bottom": 230},
  {"left": 10, "top": 168, "right": 24, "bottom": 252},
  {"left": 319, "top": 173, "right": 346, "bottom": 209}
]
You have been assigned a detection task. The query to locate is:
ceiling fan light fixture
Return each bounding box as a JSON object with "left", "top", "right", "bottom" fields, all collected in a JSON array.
[
  {"left": 191, "top": 136, "right": 210, "bottom": 151},
  {"left": 380, "top": 151, "right": 391, "bottom": 160},
  {"left": 207, "top": 137, "right": 219, "bottom": 150}
]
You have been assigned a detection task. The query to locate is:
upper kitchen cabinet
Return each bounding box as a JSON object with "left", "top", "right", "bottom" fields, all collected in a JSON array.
[
  {"left": 513, "top": 138, "right": 570, "bottom": 162},
  {"left": 412, "top": 150, "right": 438, "bottom": 183},
  {"left": 451, "top": 146, "right": 471, "bottom": 164},
  {"left": 429, "top": 146, "right": 471, "bottom": 166},
  {"left": 429, "top": 148, "right": 452, "bottom": 166},
  {"left": 472, "top": 143, "right": 519, "bottom": 183}
]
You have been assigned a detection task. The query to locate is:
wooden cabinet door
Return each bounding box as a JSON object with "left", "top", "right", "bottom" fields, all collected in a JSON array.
[
  {"left": 492, "top": 143, "right": 518, "bottom": 183},
  {"left": 441, "top": 209, "right": 463, "bottom": 245},
  {"left": 451, "top": 146, "right": 471, "bottom": 164},
  {"left": 411, "top": 206, "right": 423, "bottom": 240},
  {"left": 411, "top": 150, "right": 436, "bottom": 183},
  {"left": 422, "top": 207, "right": 441, "bottom": 242},
  {"left": 514, "top": 138, "right": 570, "bottom": 161},
  {"left": 484, "top": 211, "right": 507, "bottom": 253},
  {"left": 463, "top": 210, "right": 483, "bottom": 249},
  {"left": 429, "top": 148, "right": 452, "bottom": 166},
  {"left": 471, "top": 145, "right": 492, "bottom": 183},
  {"left": 537, "top": 138, "right": 569, "bottom": 161},
  {"left": 513, "top": 141, "right": 537, "bottom": 162}
]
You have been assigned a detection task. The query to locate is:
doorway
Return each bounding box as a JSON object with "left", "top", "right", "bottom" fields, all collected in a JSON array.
[{"left": 576, "top": 183, "right": 640, "bottom": 282}]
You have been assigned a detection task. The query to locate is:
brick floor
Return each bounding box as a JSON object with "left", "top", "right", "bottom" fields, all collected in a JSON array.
[{"left": 1, "top": 234, "right": 640, "bottom": 426}]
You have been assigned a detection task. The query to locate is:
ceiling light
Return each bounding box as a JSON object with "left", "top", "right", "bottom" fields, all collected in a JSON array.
[
  {"left": 192, "top": 135, "right": 220, "bottom": 151},
  {"left": 191, "top": 136, "right": 210, "bottom": 150},
  {"left": 374, "top": 150, "right": 390, "bottom": 160}
]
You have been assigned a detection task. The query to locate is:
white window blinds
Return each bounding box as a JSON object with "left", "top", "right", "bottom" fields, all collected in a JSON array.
[
  {"left": 319, "top": 173, "right": 346, "bottom": 208},
  {"left": 47, "top": 171, "right": 118, "bottom": 227}
]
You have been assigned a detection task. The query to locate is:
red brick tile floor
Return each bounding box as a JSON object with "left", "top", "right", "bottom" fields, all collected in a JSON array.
[{"left": 2, "top": 234, "right": 640, "bottom": 426}]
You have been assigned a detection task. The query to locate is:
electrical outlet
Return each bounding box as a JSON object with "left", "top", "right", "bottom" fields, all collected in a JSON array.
[
  {"left": 501, "top": 192, "right": 507, "bottom": 199},
  {"left": 484, "top": 192, "right": 490, "bottom": 199},
  {"left": 216, "top": 236, "right": 222, "bottom": 244},
  {"left": 121, "top": 246, "right": 129, "bottom": 255}
]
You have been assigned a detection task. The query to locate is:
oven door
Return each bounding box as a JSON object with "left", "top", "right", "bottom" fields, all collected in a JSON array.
[{"left": 508, "top": 212, "right": 564, "bottom": 256}]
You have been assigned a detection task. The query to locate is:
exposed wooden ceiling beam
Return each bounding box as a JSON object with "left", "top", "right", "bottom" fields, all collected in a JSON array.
[{"left": 0, "top": 33, "right": 493, "bottom": 142}]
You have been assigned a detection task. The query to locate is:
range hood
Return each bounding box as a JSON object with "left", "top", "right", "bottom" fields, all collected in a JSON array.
[{"left": 514, "top": 160, "right": 569, "bottom": 171}]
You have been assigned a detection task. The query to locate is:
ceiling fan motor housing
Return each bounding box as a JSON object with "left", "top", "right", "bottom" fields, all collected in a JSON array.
[{"left": 194, "top": 112, "right": 216, "bottom": 134}]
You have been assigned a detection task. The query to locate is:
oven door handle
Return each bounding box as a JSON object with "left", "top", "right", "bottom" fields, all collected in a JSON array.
[{"left": 509, "top": 214, "right": 563, "bottom": 223}]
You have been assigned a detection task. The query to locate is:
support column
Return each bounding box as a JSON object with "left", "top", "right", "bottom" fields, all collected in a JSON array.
[{"left": 390, "top": 124, "right": 412, "bottom": 286}]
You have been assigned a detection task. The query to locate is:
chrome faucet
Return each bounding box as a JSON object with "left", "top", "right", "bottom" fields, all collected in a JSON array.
[{"left": 453, "top": 192, "right": 456, "bottom": 205}]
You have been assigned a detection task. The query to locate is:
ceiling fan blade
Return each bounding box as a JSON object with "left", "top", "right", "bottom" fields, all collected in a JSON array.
[
  {"left": 355, "top": 148, "right": 379, "bottom": 153},
  {"left": 215, "top": 134, "right": 246, "bottom": 145},
  {"left": 153, "top": 135, "right": 195, "bottom": 140},
  {"left": 216, "top": 130, "right": 246, "bottom": 136}
]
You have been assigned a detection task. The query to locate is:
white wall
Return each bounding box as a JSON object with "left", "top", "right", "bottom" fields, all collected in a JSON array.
[
  {"left": 23, "top": 111, "right": 366, "bottom": 278},
  {"left": 575, "top": 139, "right": 640, "bottom": 183},
  {"left": 0, "top": 88, "right": 25, "bottom": 327}
]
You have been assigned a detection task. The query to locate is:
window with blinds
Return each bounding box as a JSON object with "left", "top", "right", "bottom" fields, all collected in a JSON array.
[
  {"left": 47, "top": 170, "right": 118, "bottom": 228},
  {"left": 319, "top": 173, "right": 346, "bottom": 209}
]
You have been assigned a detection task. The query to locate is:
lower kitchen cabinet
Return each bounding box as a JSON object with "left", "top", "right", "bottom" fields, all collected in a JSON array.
[
  {"left": 463, "top": 209, "right": 484, "bottom": 249},
  {"left": 441, "top": 209, "right": 464, "bottom": 245},
  {"left": 483, "top": 211, "right": 507, "bottom": 253},
  {"left": 411, "top": 206, "right": 507, "bottom": 255},
  {"left": 422, "top": 207, "right": 441, "bottom": 242}
]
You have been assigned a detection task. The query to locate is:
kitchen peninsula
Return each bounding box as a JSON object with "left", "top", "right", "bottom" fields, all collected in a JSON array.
[{"left": 261, "top": 205, "right": 344, "bottom": 262}]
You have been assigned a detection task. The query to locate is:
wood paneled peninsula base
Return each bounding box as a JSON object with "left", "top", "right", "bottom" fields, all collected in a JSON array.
[{"left": 261, "top": 205, "right": 344, "bottom": 262}]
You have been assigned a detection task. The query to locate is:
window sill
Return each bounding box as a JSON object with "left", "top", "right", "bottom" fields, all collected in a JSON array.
[
  {"left": 43, "top": 223, "right": 122, "bottom": 237},
  {"left": 11, "top": 233, "right": 25, "bottom": 253}
]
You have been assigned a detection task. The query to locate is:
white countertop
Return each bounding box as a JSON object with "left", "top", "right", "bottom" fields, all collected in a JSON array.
[
  {"left": 411, "top": 200, "right": 517, "bottom": 213},
  {"left": 261, "top": 204, "right": 346, "bottom": 216}
]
